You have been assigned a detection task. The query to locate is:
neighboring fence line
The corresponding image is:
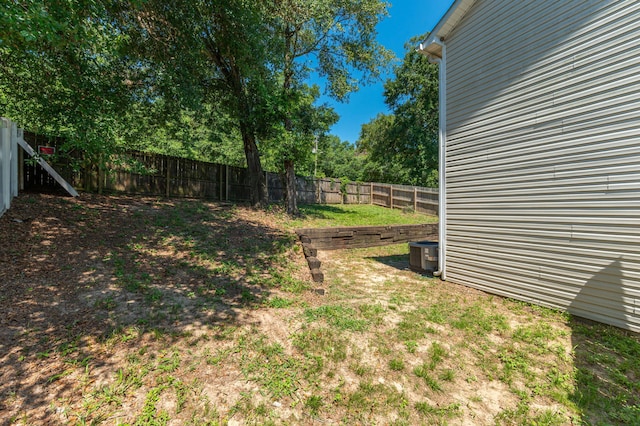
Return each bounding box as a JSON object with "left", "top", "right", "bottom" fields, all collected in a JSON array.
[
  {"left": 371, "top": 182, "right": 438, "bottom": 215},
  {"left": 0, "top": 118, "right": 20, "bottom": 217},
  {"left": 99, "top": 151, "right": 438, "bottom": 215},
  {"left": 19, "top": 148, "right": 439, "bottom": 215}
]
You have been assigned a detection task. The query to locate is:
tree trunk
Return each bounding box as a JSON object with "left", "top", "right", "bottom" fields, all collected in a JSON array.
[
  {"left": 282, "top": 29, "right": 299, "bottom": 216},
  {"left": 284, "top": 159, "right": 298, "bottom": 216},
  {"left": 240, "top": 124, "right": 267, "bottom": 207},
  {"left": 206, "top": 40, "right": 267, "bottom": 208}
]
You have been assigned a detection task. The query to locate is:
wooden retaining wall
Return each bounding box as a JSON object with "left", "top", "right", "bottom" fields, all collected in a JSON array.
[
  {"left": 296, "top": 223, "right": 438, "bottom": 250},
  {"left": 296, "top": 223, "right": 439, "bottom": 282}
]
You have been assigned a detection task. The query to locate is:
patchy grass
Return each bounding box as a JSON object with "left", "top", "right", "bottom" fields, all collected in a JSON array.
[
  {"left": 0, "top": 194, "right": 638, "bottom": 425},
  {"left": 287, "top": 203, "right": 437, "bottom": 228}
]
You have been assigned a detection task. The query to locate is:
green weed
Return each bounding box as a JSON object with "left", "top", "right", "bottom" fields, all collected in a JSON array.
[
  {"left": 305, "top": 395, "right": 324, "bottom": 415},
  {"left": 240, "top": 333, "right": 305, "bottom": 399},
  {"left": 304, "top": 305, "right": 369, "bottom": 331},
  {"left": 157, "top": 350, "right": 180, "bottom": 373},
  {"left": 498, "top": 344, "right": 531, "bottom": 384},
  {"left": 265, "top": 296, "right": 294, "bottom": 308},
  {"left": 293, "top": 326, "right": 348, "bottom": 363},
  {"left": 130, "top": 385, "right": 170, "bottom": 425},
  {"left": 415, "top": 401, "right": 461, "bottom": 418},
  {"left": 452, "top": 303, "right": 509, "bottom": 335},
  {"left": 389, "top": 358, "right": 405, "bottom": 371},
  {"left": 413, "top": 364, "right": 442, "bottom": 391}
]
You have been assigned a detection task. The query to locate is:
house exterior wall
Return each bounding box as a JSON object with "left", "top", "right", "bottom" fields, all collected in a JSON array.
[{"left": 443, "top": 0, "right": 640, "bottom": 332}]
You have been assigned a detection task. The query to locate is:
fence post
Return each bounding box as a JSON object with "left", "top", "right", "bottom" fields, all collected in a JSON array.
[
  {"left": 414, "top": 187, "right": 418, "bottom": 212},
  {"left": 370, "top": 182, "right": 373, "bottom": 204},
  {"left": 225, "top": 164, "right": 229, "bottom": 201},
  {"left": 18, "top": 130, "right": 24, "bottom": 191},
  {"left": 165, "top": 156, "right": 171, "bottom": 197},
  {"left": 1, "top": 118, "right": 11, "bottom": 213},
  {"left": 10, "top": 122, "right": 18, "bottom": 198},
  {"left": 389, "top": 184, "right": 394, "bottom": 209}
]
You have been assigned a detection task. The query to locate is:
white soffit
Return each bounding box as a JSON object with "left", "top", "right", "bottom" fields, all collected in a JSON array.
[{"left": 419, "top": 0, "right": 477, "bottom": 58}]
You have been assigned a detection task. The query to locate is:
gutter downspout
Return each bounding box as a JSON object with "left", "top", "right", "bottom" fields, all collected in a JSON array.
[{"left": 423, "top": 40, "right": 447, "bottom": 280}]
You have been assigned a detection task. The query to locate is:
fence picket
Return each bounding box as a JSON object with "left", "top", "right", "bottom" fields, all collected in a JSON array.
[
  {"left": 1, "top": 118, "right": 26, "bottom": 216},
  {"left": 1, "top": 118, "right": 11, "bottom": 215}
]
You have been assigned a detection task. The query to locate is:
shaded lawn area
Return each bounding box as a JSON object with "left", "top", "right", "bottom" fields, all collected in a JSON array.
[{"left": 0, "top": 194, "right": 637, "bottom": 425}]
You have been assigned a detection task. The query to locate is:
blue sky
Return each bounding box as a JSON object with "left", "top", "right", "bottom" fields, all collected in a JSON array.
[{"left": 315, "top": 0, "right": 454, "bottom": 145}]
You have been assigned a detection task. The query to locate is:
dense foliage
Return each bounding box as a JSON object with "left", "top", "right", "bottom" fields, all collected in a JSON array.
[
  {"left": 1, "top": 1, "right": 393, "bottom": 211},
  {"left": 357, "top": 35, "right": 440, "bottom": 187},
  {"left": 0, "top": 0, "right": 137, "bottom": 180},
  {"left": 1, "top": 3, "right": 438, "bottom": 210}
]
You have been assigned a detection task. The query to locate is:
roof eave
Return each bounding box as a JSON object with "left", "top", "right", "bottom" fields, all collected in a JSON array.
[
  {"left": 417, "top": 0, "right": 477, "bottom": 58},
  {"left": 419, "top": 35, "right": 443, "bottom": 60}
]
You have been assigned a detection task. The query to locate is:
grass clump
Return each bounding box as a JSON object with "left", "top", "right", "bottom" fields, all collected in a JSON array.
[
  {"left": 304, "top": 305, "right": 369, "bottom": 331},
  {"left": 388, "top": 358, "right": 405, "bottom": 371},
  {"left": 293, "top": 326, "right": 348, "bottom": 363},
  {"left": 239, "top": 332, "right": 307, "bottom": 400},
  {"left": 415, "top": 401, "right": 461, "bottom": 419}
]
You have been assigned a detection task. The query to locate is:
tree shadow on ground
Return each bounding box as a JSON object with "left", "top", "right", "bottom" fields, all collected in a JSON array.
[
  {"left": 366, "top": 253, "right": 440, "bottom": 279},
  {"left": 0, "top": 193, "right": 301, "bottom": 422},
  {"left": 365, "top": 254, "right": 411, "bottom": 272},
  {"left": 298, "top": 203, "right": 353, "bottom": 220}
]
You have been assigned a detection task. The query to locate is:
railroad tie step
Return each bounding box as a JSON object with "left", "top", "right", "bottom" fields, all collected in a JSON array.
[
  {"left": 303, "top": 245, "right": 318, "bottom": 258},
  {"left": 306, "top": 256, "right": 321, "bottom": 269},
  {"left": 310, "top": 268, "right": 324, "bottom": 283}
]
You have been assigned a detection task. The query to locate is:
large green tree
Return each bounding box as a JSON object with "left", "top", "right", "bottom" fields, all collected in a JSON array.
[
  {"left": 126, "top": 101, "right": 246, "bottom": 166},
  {"left": 1, "top": 1, "right": 279, "bottom": 203},
  {"left": 261, "top": 83, "right": 338, "bottom": 176},
  {"left": 272, "top": 0, "right": 393, "bottom": 214},
  {"left": 357, "top": 113, "right": 407, "bottom": 183},
  {"left": 2, "top": 1, "right": 395, "bottom": 206},
  {"left": 114, "top": 0, "right": 282, "bottom": 206},
  {"left": 0, "top": 0, "right": 139, "bottom": 181},
  {"left": 311, "top": 134, "right": 363, "bottom": 180},
  {"left": 357, "top": 34, "right": 439, "bottom": 187}
]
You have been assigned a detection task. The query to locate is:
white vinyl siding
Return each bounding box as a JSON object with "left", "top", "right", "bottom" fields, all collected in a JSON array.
[{"left": 443, "top": 0, "right": 640, "bottom": 332}]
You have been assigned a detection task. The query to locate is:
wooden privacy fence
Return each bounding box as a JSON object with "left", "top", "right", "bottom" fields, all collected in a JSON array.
[
  {"left": 19, "top": 148, "right": 439, "bottom": 213},
  {"left": 88, "top": 152, "right": 375, "bottom": 205},
  {"left": 372, "top": 182, "right": 438, "bottom": 215},
  {"left": 78, "top": 151, "right": 439, "bottom": 211}
]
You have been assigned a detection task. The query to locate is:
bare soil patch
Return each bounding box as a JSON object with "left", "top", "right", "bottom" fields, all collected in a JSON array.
[
  {"left": 0, "top": 193, "right": 312, "bottom": 423},
  {"left": 1, "top": 193, "right": 637, "bottom": 425}
]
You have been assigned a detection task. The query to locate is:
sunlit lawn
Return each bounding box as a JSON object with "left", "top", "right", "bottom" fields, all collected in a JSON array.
[{"left": 287, "top": 203, "right": 438, "bottom": 229}]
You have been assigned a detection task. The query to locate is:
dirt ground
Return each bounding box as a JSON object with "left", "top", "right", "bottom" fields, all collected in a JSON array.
[
  {"left": 0, "top": 193, "right": 316, "bottom": 423},
  {"left": 0, "top": 192, "right": 636, "bottom": 425}
]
